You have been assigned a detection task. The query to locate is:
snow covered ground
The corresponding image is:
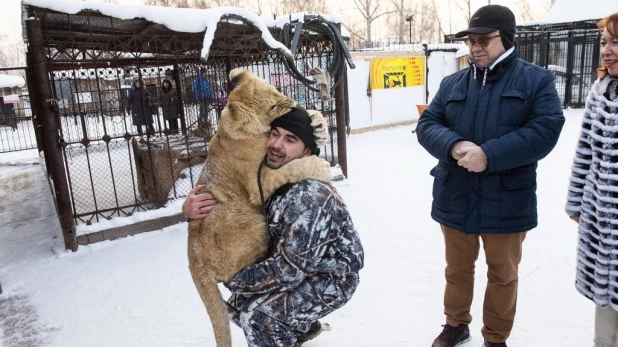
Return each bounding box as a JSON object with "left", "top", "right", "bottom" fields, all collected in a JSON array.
[{"left": 0, "top": 108, "right": 593, "bottom": 346}]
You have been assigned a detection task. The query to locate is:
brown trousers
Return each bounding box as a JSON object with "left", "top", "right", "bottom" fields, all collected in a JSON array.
[{"left": 441, "top": 225, "right": 526, "bottom": 343}]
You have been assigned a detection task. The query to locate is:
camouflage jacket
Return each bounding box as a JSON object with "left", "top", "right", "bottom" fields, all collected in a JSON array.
[{"left": 226, "top": 180, "right": 364, "bottom": 302}]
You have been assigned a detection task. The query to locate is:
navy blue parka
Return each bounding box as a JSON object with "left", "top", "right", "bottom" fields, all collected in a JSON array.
[{"left": 416, "top": 45, "right": 564, "bottom": 234}]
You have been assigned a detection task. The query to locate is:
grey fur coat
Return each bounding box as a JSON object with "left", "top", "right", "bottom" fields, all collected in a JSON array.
[{"left": 566, "top": 75, "right": 618, "bottom": 311}]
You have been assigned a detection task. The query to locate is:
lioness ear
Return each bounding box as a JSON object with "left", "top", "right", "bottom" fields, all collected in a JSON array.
[
  {"left": 307, "top": 110, "right": 329, "bottom": 148},
  {"left": 229, "top": 68, "right": 246, "bottom": 86},
  {"left": 269, "top": 98, "right": 297, "bottom": 118}
]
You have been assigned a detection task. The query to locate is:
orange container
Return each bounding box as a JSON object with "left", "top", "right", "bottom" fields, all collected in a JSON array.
[{"left": 416, "top": 104, "right": 428, "bottom": 116}]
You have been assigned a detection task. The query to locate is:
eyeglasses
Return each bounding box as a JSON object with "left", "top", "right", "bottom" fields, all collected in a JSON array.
[{"left": 465, "top": 34, "right": 501, "bottom": 48}]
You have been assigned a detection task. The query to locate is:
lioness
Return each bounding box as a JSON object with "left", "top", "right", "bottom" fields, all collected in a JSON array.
[{"left": 187, "top": 69, "right": 331, "bottom": 347}]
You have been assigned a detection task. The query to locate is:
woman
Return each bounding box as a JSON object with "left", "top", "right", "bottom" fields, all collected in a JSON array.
[
  {"left": 160, "top": 79, "right": 179, "bottom": 132},
  {"left": 566, "top": 12, "right": 618, "bottom": 347},
  {"left": 126, "top": 79, "right": 154, "bottom": 135}
]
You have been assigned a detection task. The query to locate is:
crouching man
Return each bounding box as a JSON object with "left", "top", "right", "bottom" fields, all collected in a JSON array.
[{"left": 184, "top": 106, "right": 364, "bottom": 346}]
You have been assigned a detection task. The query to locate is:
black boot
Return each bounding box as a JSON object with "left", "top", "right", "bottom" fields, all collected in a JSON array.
[
  {"left": 431, "top": 324, "right": 471, "bottom": 347},
  {"left": 484, "top": 340, "right": 507, "bottom": 347},
  {"left": 297, "top": 321, "right": 322, "bottom": 345}
]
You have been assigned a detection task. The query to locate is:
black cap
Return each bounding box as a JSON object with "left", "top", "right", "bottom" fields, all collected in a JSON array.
[
  {"left": 271, "top": 106, "right": 319, "bottom": 155},
  {"left": 455, "top": 5, "right": 516, "bottom": 39}
]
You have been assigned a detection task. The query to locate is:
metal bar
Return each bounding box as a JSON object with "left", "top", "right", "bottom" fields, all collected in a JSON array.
[
  {"left": 173, "top": 62, "right": 187, "bottom": 133},
  {"left": 334, "top": 63, "right": 348, "bottom": 178},
  {"left": 25, "top": 18, "right": 78, "bottom": 251},
  {"left": 0, "top": 66, "right": 28, "bottom": 71},
  {"left": 565, "top": 30, "right": 575, "bottom": 107}
]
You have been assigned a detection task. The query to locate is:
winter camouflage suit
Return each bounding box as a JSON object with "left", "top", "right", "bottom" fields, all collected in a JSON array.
[{"left": 225, "top": 179, "right": 364, "bottom": 347}]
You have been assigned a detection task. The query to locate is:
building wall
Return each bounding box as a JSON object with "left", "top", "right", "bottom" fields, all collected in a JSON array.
[{"left": 347, "top": 50, "right": 459, "bottom": 132}]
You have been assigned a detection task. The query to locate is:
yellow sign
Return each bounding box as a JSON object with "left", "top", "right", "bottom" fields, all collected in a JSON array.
[{"left": 370, "top": 57, "right": 425, "bottom": 90}]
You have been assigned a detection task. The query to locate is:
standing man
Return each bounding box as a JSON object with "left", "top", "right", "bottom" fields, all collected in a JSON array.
[
  {"left": 416, "top": 5, "right": 564, "bottom": 347},
  {"left": 184, "top": 107, "right": 364, "bottom": 347},
  {"left": 192, "top": 67, "right": 214, "bottom": 135}
]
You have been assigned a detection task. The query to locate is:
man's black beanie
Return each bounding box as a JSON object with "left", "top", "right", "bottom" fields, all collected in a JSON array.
[
  {"left": 271, "top": 106, "right": 319, "bottom": 155},
  {"left": 455, "top": 4, "right": 516, "bottom": 50}
]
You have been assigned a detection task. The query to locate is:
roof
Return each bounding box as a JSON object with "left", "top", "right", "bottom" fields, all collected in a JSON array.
[
  {"left": 0, "top": 74, "right": 26, "bottom": 89},
  {"left": 536, "top": 0, "right": 610, "bottom": 24},
  {"left": 21, "top": 0, "right": 342, "bottom": 63}
]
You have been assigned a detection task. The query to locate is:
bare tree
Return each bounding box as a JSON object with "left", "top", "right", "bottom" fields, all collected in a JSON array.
[
  {"left": 209, "top": 0, "right": 244, "bottom": 7},
  {"left": 339, "top": 14, "right": 368, "bottom": 47},
  {"left": 517, "top": 0, "right": 545, "bottom": 22},
  {"left": 518, "top": 0, "right": 535, "bottom": 22},
  {"left": 193, "top": 0, "right": 208, "bottom": 8},
  {"left": 143, "top": 0, "right": 245, "bottom": 8},
  {"left": 143, "top": 0, "right": 185, "bottom": 7},
  {"left": 269, "top": 0, "right": 329, "bottom": 16},
  {"left": 455, "top": 0, "right": 473, "bottom": 25},
  {"left": 256, "top": 0, "right": 264, "bottom": 15},
  {"left": 351, "top": 0, "right": 398, "bottom": 44},
  {"left": 430, "top": 0, "right": 446, "bottom": 42},
  {"left": 0, "top": 35, "right": 26, "bottom": 68},
  {"left": 416, "top": 0, "right": 440, "bottom": 43},
  {"left": 388, "top": 0, "right": 413, "bottom": 44}
]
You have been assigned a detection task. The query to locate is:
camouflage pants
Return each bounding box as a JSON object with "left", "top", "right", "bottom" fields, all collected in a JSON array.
[{"left": 227, "top": 282, "right": 337, "bottom": 347}]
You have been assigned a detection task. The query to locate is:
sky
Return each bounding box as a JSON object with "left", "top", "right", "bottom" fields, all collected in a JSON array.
[{"left": 0, "top": 108, "right": 599, "bottom": 346}]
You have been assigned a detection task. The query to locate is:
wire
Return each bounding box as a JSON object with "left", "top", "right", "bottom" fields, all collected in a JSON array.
[{"left": 279, "top": 15, "right": 355, "bottom": 92}]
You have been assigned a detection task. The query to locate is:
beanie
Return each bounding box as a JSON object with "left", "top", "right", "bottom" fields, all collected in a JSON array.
[
  {"left": 271, "top": 106, "right": 319, "bottom": 155},
  {"left": 455, "top": 4, "right": 516, "bottom": 49}
]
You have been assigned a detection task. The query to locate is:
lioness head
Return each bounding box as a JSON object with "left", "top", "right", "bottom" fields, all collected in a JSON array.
[{"left": 220, "top": 69, "right": 296, "bottom": 135}]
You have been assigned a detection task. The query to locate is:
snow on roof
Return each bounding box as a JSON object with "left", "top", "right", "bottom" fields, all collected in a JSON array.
[
  {"left": 0, "top": 74, "right": 26, "bottom": 89},
  {"left": 22, "top": 0, "right": 342, "bottom": 62},
  {"left": 536, "top": 0, "right": 610, "bottom": 24}
]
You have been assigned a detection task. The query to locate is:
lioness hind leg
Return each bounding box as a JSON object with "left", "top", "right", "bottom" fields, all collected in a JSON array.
[{"left": 188, "top": 263, "right": 233, "bottom": 347}]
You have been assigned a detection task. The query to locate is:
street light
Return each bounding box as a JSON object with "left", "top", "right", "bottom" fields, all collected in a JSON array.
[{"left": 406, "top": 14, "right": 414, "bottom": 44}]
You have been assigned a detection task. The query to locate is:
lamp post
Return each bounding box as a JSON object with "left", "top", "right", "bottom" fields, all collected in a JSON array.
[{"left": 405, "top": 14, "right": 414, "bottom": 44}]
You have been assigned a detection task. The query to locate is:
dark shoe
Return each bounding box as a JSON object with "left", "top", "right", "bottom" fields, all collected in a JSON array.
[
  {"left": 297, "top": 321, "right": 322, "bottom": 345},
  {"left": 431, "top": 324, "right": 471, "bottom": 347},
  {"left": 484, "top": 340, "right": 507, "bottom": 347}
]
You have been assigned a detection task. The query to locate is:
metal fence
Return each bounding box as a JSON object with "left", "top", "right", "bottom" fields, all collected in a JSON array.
[
  {"left": 0, "top": 67, "right": 39, "bottom": 164},
  {"left": 24, "top": 4, "right": 347, "bottom": 243},
  {"left": 346, "top": 39, "right": 428, "bottom": 52},
  {"left": 50, "top": 59, "right": 341, "bottom": 227},
  {"left": 446, "top": 20, "right": 602, "bottom": 108}
]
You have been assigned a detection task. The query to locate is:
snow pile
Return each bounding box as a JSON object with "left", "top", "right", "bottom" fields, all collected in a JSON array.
[{"left": 0, "top": 74, "right": 25, "bottom": 89}]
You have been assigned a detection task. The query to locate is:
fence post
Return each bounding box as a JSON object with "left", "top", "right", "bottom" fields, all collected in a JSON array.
[
  {"left": 25, "top": 18, "right": 78, "bottom": 251},
  {"left": 334, "top": 64, "right": 348, "bottom": 178},
  {"left": 565, "top": 30, "right": 575, "bottom": 107}
]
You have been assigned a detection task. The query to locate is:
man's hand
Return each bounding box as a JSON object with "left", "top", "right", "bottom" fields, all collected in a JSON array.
[
  {"left": 456, "top": 145, "right": 488, "bottom": 173},
  {"left": 450, "top": 141, "right": 476, "bottom": 160},
  {"left": 183, "top": 184, "right": 217, "bottom": 220},
  {"left": 570, "top": 216, "right": 580, "bottom": 223}
]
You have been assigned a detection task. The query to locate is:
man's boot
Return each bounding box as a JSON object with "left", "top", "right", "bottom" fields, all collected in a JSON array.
[
  {"left": 431, "top": 324, "right": 471, "bottom": 347},
  {"left": 484, "top": 340, "right": 507, "bottom": 347},
  {"left": 297, "top": 321, "right": 322, "bottom": 345}
]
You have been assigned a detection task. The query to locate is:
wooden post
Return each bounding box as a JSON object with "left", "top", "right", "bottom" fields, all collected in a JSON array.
[
  {"left": 334, "top": 64, "right": 349, "bottom": 178},
  {"left": 25, "top": 18, "right": 78, "bottom": 251}
]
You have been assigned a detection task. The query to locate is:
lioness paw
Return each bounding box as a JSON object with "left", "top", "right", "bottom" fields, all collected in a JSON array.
[
  {"left": 305, "top": 156, "right": 331, "bottom": 182},
  {"left": 307, "top": 110, "right": 329, "bottom": 148}
]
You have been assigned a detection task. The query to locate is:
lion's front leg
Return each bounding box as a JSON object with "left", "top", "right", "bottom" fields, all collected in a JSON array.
[{"left": 248, "top": 156, "right": 330, "bottom": 205}]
